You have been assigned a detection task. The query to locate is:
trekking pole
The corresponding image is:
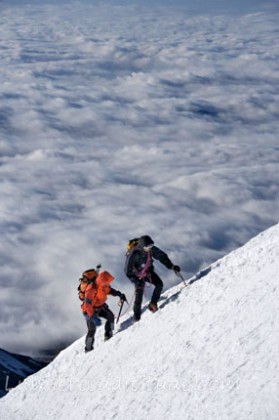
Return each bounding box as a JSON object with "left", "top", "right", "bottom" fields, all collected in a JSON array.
[{"left": 174, "top": 270, "right": 188, "bottom": 287}]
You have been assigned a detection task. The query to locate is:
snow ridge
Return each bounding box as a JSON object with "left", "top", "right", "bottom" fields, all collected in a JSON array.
[{"left": 1, "top": 224, "right": 278, "bottom": 420}]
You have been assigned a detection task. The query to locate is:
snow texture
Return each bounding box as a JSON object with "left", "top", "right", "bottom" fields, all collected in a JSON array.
[{"left": 0, "top": 224, "right": 278, "bottom": 419}]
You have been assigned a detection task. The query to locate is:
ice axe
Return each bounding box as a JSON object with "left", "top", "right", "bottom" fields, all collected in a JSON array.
[{"left": 116, "top": 296, "right": 128, "bottom": 323}]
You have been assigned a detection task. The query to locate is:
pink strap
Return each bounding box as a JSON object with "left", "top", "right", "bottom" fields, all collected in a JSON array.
[{"left": 138, "top": 251, "right": 152, "bottom": 280}]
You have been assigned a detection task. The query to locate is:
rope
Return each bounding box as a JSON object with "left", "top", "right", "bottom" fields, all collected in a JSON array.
[
  {"left": 118, "top": 277, "right": 150, "bottom": 320},
  {"left": 118, "top": 289, "right": 135, "bottom": 318},
  {"left": 138, "top": 251, "right": 152, "bottom": 280}
]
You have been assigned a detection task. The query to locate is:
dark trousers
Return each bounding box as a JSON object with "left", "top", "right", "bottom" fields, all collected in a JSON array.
[
  {"left": 84, "top": 304, "right": 115, "bottom": 351},
  {"left": 131, "top": 271, "right": 163, "bottom": 319}
]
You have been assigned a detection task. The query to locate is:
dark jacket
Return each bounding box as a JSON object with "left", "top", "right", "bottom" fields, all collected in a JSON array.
[{"left": 125, "top": 243, "right": 173, "bottom": 280}]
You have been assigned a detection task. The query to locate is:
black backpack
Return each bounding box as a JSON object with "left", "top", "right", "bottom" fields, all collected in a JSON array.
[{"left": 124, "top": 238, "right": 139, "bottom": 276}]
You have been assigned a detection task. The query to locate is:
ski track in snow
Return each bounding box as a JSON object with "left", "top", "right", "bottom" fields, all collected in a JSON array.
[{"left": 0, "top": 224, "right": 278, "bottom": 419}]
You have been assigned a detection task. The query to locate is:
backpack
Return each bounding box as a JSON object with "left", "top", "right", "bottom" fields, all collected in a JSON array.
[
  {"left": 124, "top": 238, "right": 140, "bottom": 277},
  {"left": 126, "top": 238, "right": 139, "bottom": 255},
  {"left": 78, "top": 268, "right": 99, "bottom": 301}
]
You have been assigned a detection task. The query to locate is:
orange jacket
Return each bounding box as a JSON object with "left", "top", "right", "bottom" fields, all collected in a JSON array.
[{"left": 81, "top": 271, "right": 114, "bottom": 316}]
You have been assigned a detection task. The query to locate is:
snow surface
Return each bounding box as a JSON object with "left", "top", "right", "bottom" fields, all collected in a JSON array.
[
  {"left": 0, "top": 224, "right": 278, "bottom": 419},
  {"left": 0, "top": 349, "right": 46, "bottom": 398}
]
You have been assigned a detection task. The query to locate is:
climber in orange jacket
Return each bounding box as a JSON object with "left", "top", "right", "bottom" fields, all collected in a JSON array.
[{"left": 78, "top": 267, "right": 126, "bottom": 352}]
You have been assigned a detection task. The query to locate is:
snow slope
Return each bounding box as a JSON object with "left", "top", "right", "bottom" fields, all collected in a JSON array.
[
  {"left": 0, "top": 349, "right": 46, "bottom": 398},
  {"left": 0, "top": 224, "right": 278, "bottom": 420}
]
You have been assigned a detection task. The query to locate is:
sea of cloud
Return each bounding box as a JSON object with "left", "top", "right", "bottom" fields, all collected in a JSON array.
[{"left": 0, "top": 0, "right": 278, "bottom": 356}]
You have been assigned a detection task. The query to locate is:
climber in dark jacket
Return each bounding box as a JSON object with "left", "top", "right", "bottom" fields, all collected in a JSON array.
[{"left": 125, "top": 235, "right": 180, "bottom": 321}]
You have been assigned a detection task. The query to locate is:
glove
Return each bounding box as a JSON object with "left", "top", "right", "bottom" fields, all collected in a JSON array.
[
  {"left": 173, "top": 265, "right": 181, "bottom": 273},
  {"left": 121, "top": 293, "right": 127, "bottom": 302},
  {"left": 118, "top": 292, "right": 127, "bottom": 302}
]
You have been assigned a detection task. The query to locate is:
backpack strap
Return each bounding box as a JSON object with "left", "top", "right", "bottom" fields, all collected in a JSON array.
[
  {"left": 78, "top": 276, "right": 97, "bottom": 301},
  {"left": 137, "top": 250, "right": 152, "bottom": 280}
]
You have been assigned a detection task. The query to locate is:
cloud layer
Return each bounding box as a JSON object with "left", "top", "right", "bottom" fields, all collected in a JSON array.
[{"left": 0, "top": 0, "right": 278, "bottom": 355}]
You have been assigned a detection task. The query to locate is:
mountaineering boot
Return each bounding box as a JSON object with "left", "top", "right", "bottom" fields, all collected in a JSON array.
[
  {"left": 148, "top": 302, "right": 158, "bottom": 313},
  {"left": 104, "top": 331, "right": 113, "bottom": 341}
]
